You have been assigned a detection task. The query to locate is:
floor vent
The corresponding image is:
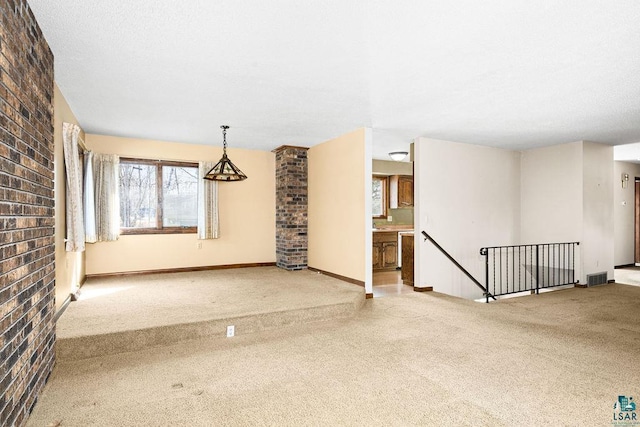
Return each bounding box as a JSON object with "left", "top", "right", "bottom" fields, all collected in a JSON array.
[{"left": 586, "top": 272, "right": 607, "bottom": 287}]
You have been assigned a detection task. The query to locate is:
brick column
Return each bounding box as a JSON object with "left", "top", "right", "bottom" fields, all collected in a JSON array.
[
  {"left": 0, "top": 2, "right": 56, "bottom": 425},
  {"left": 273, "top": 146, "right": 308, "bottom": 270}
]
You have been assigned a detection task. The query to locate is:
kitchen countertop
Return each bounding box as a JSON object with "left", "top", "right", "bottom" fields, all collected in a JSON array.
[{"left": 373, "top": 226, "right": 414, "bottom": 233}]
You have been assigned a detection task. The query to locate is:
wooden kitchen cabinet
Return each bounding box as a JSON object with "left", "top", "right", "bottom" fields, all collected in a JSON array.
[
  {"left": 382, "top": 242, "right": 397, "bottom": 269},
  {"left": 388, "top": 175, "right": 414, "bottom": 209},
  {"left": 373, "top": 242, "right": 382, "bottom": 269},
  {"left": 398, "top": 175, "right": 413, "bottom": 207},
  {"left": 373, "top": 231, "right": 398, "bottom": 271},
  {"left": 401, "top": 233, "right": 414, "bottom": 286}
]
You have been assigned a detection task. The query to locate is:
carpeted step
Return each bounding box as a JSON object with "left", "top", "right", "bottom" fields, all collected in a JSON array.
[{"left": 56, "top": 299, "right": 363, "bottom": 361}]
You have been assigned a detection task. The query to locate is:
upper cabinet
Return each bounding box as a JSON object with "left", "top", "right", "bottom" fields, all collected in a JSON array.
[
  {"left": 398, "top": 175, "right": 413, "bottom": 207},
  {"left": 389, "top": 175, "right": 413, "bottom": 208}
]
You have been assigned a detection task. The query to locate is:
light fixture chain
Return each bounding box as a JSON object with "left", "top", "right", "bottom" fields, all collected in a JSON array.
[{"left": 221, "top": 125, "right": 228, "bottom": 153}]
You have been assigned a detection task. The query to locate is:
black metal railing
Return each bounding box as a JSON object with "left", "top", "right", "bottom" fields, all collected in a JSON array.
[
  {"left": 479, "top": 242, "right": 579, "bottom": 303},
  {"left": 421, "top": 231, "right": 496, "bottom": 301}
]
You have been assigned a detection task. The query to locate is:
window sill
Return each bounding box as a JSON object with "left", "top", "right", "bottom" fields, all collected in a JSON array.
[{"left": 120, "top": 228, "right": 197, "bottom": 235}]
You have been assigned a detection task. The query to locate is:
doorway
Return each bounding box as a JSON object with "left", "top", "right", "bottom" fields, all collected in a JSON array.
[{"left": 635, "top": 179, "right": 640, "bottom": 265}]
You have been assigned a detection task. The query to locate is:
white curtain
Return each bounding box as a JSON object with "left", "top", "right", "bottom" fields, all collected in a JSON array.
[
  {"left": 93, "top": 153, "right": 120, "bottom": 242},
  {"left": 62, "top": 122, "right": 85, "bottom": 252},
  {"left": 198, "top": 161, "right": 219, "bottom": 239},
  {"left": 84, "top": 151, "right": 97, "bottom": 243}
]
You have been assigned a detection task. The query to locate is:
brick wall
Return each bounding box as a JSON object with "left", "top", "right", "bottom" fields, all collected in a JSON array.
[
  {"left": 0, "top": 1, "right": 56, "bottom": 425},
  {"left": 273, "top": 146, "right": 308, "bottom": 270}
]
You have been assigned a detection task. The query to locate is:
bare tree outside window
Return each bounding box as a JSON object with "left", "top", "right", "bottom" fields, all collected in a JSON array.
[
  {"left": 162, "top": 166, "right": 198, "bottom": 227},
  {"left": 120, "top": 163, "right": 156, "bottom": 228},
  {"left": 119, "top": 159, "right": 198, "bottom": 233},
  {"left": 372, "top": 176, "right": 387, "bottom": 217}
]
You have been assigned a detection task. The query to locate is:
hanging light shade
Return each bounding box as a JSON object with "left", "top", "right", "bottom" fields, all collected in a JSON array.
[{"left": 204, "top": 125, "right": 248, "bottom": 181}]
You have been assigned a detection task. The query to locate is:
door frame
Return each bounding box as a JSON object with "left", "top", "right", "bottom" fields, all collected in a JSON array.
[{"left": 635, "top": 179, "right": 640, "bottom": 265}]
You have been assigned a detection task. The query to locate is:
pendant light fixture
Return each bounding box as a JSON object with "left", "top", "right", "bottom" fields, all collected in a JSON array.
[{"left": 204, "top": 125, "right": 247, "bottom": 181}]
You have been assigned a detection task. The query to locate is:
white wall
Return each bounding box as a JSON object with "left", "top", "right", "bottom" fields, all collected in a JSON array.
[
  {"left": 520, "top": 142, "right": 583, "bottom": 244},
  {"left": 520, "top": 141, "right": 614, "bottom": 284},
  {"left": 614, "top": 161, "right": 640, "bottom": 266},
  {"left": 414, "top": 138, "right": 521, "bottom": 300},
  {"left": 582, "top": 142, "right": 614, "bottom": 282},
  {"left": 415, "top": 138, "right": 616, "bottom": 299}
]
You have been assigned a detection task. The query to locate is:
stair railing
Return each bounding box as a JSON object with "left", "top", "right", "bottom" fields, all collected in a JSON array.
[
  {"left": 421, "top": 231, "right": 496, "bottom": 301},
  {"left": 479, "top": 242, "right": 579, "bottom": 303}
]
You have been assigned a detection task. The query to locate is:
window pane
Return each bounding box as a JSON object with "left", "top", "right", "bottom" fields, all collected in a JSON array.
[
  {"left": 372, "top": 178, "right": 383, "bottom": 216},
  {"left": 120, "top": 163, "right": 157, "bottom": 228},
  {"left": 162, "top": 166, "right": 198, "bottom": 227}
]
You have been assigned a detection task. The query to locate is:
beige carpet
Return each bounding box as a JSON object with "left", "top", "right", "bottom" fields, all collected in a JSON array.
[
  {"left": 56, "top": 267, "right": 365, "bottom": 360},
  {"left": 29, "top": 282, "right": 640, "bottom": 426},
  {"left": 60, "top": 267, "right": 365, "bottom": 337}
]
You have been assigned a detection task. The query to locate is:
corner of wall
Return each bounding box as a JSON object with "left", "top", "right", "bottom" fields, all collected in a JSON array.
[
  {"left": 581, "top": 142, "right": 614, "bottom": 283},
  {"left": 0, "top": 3, "right": 56, "bottom": 424},
  {"left": 308, "top": 128, "right": 368, "bottom": 283},
  {"left": 53, "top": 83, "right": 86, "bottom": 311},
  {"left": 613, "top": 161, "right": 640, "bottom": 266},
  {"left": 415, "top": 137, "right": 521, "bottom": 300}
]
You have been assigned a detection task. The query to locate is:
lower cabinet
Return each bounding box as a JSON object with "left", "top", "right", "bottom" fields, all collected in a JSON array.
[
  {"left": 373, "top": 231, "right": 398, "bottom": 271},
  {"left": 401, "top": 233, "right": 414, "bottom": 285}
]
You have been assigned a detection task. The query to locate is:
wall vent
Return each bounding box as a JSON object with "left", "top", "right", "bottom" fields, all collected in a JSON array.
[{"left": 586, "top": 272, "right": 607, "bottom": 287}]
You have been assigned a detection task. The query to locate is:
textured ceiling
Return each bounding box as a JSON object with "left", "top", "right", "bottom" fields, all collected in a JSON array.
[{"left": 28, "top": 0, "right": 640, "bottom": 160}]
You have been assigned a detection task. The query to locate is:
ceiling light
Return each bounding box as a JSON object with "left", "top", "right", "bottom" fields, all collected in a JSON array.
[
  {"left": 389, "top": 151, "right": 408, "bottom": 161},
  {"left": 204, "top": 125, "right": 247, "bottom": 181}
]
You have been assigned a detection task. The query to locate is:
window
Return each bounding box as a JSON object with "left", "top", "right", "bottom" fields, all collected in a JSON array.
[
  {"left": 119, "top": 158, "right": 198, "bottom": 234},
  {"left": 372, "top": 176, "right": 388, "bottom": 218}
]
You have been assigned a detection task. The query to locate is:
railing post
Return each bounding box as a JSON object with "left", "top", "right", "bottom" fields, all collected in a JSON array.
[
  {"left": 535, "top": 244, "right": 540, "bottom": 295},
  {"left": 573, "top": 242, "right": 578, "bottom": 284},
  {"left": 481, "top": 248, "right": 489, "bottom": 303}
]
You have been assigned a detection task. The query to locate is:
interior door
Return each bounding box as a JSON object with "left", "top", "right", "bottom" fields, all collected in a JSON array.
[{"left": 634, "top": 178, "right": 640, "bottom": 265}]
